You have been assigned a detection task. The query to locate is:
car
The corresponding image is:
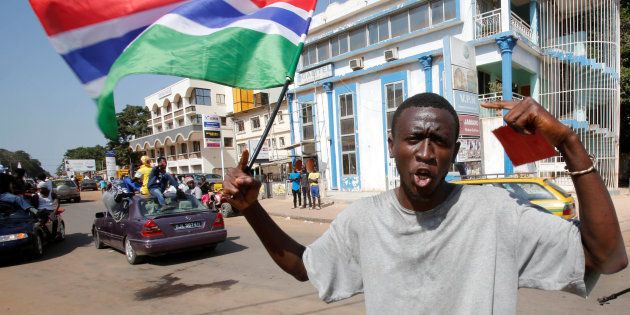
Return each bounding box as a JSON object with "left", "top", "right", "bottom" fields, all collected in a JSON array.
[
  {"left": 92, "top": 194, "right": 227, "bottom": 264},
  {"left": 452, "top": 177, "right": 576, "bottom": 219},
  {"left": 52, "top": 179, "right": 81, "bottom": 203},
  {"left": 0, "top": 202, "right": 66, "bottom": 259},
  {"left": 80, "top": 179, "right": 98, "bottom": 191},
  {"left": 178, "top": 173, "right": 224, "bottom": 190}
]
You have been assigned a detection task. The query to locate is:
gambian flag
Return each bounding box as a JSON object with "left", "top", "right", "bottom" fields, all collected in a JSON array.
[{"left": 29, "top": 0, "right": 317, "bottom": 140}]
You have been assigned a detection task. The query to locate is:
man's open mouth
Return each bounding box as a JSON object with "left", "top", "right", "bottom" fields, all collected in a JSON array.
[{"left": 413, "top": 169, "right": 432, "bottom": 188}]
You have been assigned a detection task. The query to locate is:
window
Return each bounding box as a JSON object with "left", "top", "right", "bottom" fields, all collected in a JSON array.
[
  {"left": 385, "top": 81, "right": 405, "bottom": 129},
  {"left": 444, "top": 0, "right": 456, "bottom": 20},
  {"left": 378, "top": 18, "right": 390, "bottom": 42},
  {"left": 339, "top": 93, "right": 357, "bottom": 176},
  {"left": 279, "top": 137, "right": 285, "bottom": 147},
  {"left": 301, "top": 103, "right": 314, "bottom": 142},
  {"left": 278, "top": 110, "right": 284, "bottom": 123},
  {"left": 220, "top": 116, "right": 227, "bottom": 126},
  {"left": 338, "top": 33, "right": 349, "bottom": 54},
  {"left": 166, "top": 122, "right": 173, "bottom": 130},
  {"left": 431, "top": 1, "right": 444, "bottom": 24},
  {"left": 410, "top": 4, "right": 430, "bottom": 31},
  {"left": 158, "top": 148, "right": 165, "bottom": 157},
  {"left": 153, "top": 108, "right": 161, "bottom": 116},
  {"left": 190, "top": 88, "right": 210, "bottom": 105},
  {"left": 251, "top": 116, "right": 261, "bottom": 130},
  {"left": 216, "top": 94, "right": 226, "bottom": 105},
  {"left": 263, "top": 114, "right": 269, "bottom": 125},
  {"left": 368, "top": 22, "right": 378, "bottom": 45},
  {"left": 157, "top": 126, "right": 163, "bottom": 132},
  {"left": 224, "top": 137, "right": 234, "bottom": 147},
  {"left": 175, "top": 98, "right": 182, "bottom": 109},
  {"left": 236, "top": 121, "right": 245, "bottom": 132},
  {"left": 192, "top": 141, "right": 201, "bottom": 152},
  {"left": 317, "top": 41, "right": 329, "bottom": 62},
  {"left": 390, "top": 11, "right": 409, "bottom": 38},
  {"left": 169, "top": 146, "right": 176, "bottom": 156},
  {"left": 307, "top": 45, "right": 317, "bottom": 65},
  {"left": 177, "top": 119, "right": 184, "bottom": 126},
  {"left": 150, "top": 149, "right": 155, "bottom": 158},
  {"left": 238, "top": 143, "right": 248, "bottom": 156},
  {"left": 166, "top": 103, "right": 172, "bottom": 112},
  {"left": 181, "top": 143, "right": 187, "bottom": 154},
  {"left": 349, "top": 27, "right": 366, "bottom": 51}
]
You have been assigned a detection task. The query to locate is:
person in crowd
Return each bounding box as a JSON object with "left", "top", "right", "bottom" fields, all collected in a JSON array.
[
  {"left": 12, "top": 168, "right": 28, "bottom": 195},
  {"left": 36, "top": 181, "right": 60, "bottom": 237},
  {"left": 99, "top": 178, "right": 107, "bottom": 193},
  {"left": 288, "top": 168, "right": 301, "bottom": 208},
  {"left": 308, "top": 167, "right": 321, "bottom": 210},
  {"left": 138, "top": 155, "right": 153, "bottom": 196},
  {"left": 300, "top": 168, "right": 311, "bottom": 209},
  {"left": 122, "top": 171, "right": 143, "bottom": 193},
  {"left": 36, "top": 173, "right": 53, "bottom": 198},
  {"left": 0, "top": 173, "right": 34, "bottom": 212},
  {"left": 185, "top": 176, "right": 203, "bottom": 201},
  {"left": 147, "top": 157, "right": 178, "bottom": 205}
]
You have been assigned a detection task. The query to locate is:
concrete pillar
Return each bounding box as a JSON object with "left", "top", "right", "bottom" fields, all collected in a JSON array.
[
  {"left": 530, "top": 0, "right": 539, "bottom": 45},
  {"left": 286, "top": 92, "right": 296, "bottom": 164},
  {"left": 322, "top": 82, "right": 338, "bottom": 189},
  {"left": 501, "top": 0, "right": 511, "bottom": 33},
  {"left": 419, "top": 56, "right": 433, "bottom": 92},
  {"left": 496, "top": 35, "right": 518, "bottom": 175}
]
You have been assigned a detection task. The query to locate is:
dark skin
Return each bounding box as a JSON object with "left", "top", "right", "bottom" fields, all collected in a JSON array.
[{"left": 223, "top": 98, "right": 627, "bottom": 283}]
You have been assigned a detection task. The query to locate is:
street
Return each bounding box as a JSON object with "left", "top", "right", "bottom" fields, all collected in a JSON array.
[{"left": 1, "top": 191, "right": 629, "bottom": 314}]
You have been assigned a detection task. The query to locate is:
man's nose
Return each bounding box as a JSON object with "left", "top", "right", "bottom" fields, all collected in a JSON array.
[{"left": 415, "top": 139, "right": 434, "bottom": 161}]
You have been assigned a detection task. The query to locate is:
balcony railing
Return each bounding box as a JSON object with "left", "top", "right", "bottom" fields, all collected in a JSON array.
[
  {"left": 185, "top": 106, "right": 196, "bottom": 113},
  {"left": 474, "top": 9, "right": 534, "bottom": 43},
  {"left": 174, "top": 109, "right": 184, "bottom": 117},
  {"left": 478, "top": 92, "right": 525, "bottom": 118},
  {"left": 189, "top": 151, "right": 201, "bottom": 159}
]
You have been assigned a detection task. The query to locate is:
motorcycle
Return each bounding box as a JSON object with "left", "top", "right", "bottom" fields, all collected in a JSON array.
[{"left": 204, "top": 190, "right": 237, "bottom": 217}]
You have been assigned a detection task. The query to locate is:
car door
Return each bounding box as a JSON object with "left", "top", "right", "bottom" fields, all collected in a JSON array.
[{"left": 97, "top": 212, "right": 117, "bottom": 245}]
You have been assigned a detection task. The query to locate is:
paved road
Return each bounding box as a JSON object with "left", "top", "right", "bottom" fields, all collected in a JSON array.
[{"left": 1, "top": 191, "right": 629, "bottom": 314}]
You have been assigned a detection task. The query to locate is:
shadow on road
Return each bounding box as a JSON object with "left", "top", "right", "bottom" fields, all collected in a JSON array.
[
  {"left": 0, "top": 232, "right": 93, "bottom": 267},
  {"left": 146, "top": 238, "right": 248, "bottom": 266},
  {"left": 135, "top": 272, "right": 238, "bottom": 301}
]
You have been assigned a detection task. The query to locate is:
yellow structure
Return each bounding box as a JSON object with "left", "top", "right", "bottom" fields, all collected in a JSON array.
[{"left": 232, "top": 88, "right": 254, "bottom": 113}]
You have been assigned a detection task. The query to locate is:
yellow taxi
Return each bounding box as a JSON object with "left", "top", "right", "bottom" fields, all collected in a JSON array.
[{"left": 451, "top": 177, "right": 576, "bottom": 219}]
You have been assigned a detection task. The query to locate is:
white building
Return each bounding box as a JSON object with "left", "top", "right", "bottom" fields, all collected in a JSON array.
[
  {"left": 129, "top": 78, "right": 238, "bottom": 175},
  {"left": 288, "top": 0, "right": 619, "bottom": 191}
]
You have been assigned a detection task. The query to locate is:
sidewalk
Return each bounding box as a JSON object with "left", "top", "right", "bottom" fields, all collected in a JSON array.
[{"left": 258, "top": 188, "right": 630, "bottom": 246}]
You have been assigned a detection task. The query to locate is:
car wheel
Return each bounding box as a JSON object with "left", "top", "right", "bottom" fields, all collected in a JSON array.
[
  {"left": 221, "top": 203, "right": 235, "bottom": 217},
  {"left": 31, "top": 232, "right": 44, "bottom": 258},
  {"left": 56, "top": 222, "right": 66, "bottom": 242},
  {"left": 93, "top": 229, "right": 105, "bottom": 249},
  {"left": 125, "top": 238, "right": 143, "bottom": 265}
]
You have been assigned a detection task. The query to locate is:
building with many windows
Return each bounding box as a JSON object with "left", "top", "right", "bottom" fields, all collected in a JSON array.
[
  {"left": 288, "top": 0, "right": 619, "bottom": 191},
  {"left": 129, "top": 79, "right": 237, "bottom": 175}
]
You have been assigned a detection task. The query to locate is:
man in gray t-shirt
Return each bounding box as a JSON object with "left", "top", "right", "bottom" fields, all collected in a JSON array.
[{"left": 222, "top": 93, "right": 627, "bottom": 313}]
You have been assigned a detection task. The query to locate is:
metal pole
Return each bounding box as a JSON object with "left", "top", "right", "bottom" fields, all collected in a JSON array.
[{"left": 247, "top": 77, "right": 292, "bottom": 170}]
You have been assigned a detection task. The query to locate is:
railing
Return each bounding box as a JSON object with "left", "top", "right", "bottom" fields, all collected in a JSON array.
[
  {"left": 510, "top": 12, "right": 533, "bottom": 42},
  {"left": 478, "top": 92, "right": 525, "bottom": 118},
  {"left": 174, "top": 109, "right": 184, "bottom": 117},
  {"left": 164, "top": 113, "right": 173, "bottom": 120},
  {"left": 189, "top": 151, "right": 201, "bottom": 159},
  {"left": 167, "top": 155, "right": 176, "bottom": 161},
  {"left": 177, "top": 153, "right": 188, "bottom": 160},
  {"left": 475, "top": 9, "right": 501, "bottom": 39},
  {"left": 185, "top": 106, "right": 196, "bottom": 113}
]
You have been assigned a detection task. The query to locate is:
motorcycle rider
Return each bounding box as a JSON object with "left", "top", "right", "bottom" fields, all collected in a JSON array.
[{"left": 36, "top": 181, "right": 60, "bottom": 237}]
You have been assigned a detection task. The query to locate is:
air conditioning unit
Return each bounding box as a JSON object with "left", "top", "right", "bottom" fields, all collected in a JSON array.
[
  {"left": 384, "top": 48, "right": 398, "bottom": 61},
  {"left": 349, "top": 58, "right": 364, "bottom": 71}
]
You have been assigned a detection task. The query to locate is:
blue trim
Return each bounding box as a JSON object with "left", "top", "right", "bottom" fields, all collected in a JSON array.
[
  {"left": 323, "top": 83, "right": 338, "bottom": 189},
  {"left": 335, "top": 83, "right": 361, "bottom": 191},
  {"left": 438, "top": 59, "right": 444, "bottom": 96},
  {"left": 496, "top": 35, "right": 518, "bottom": 175},
  {"left": 442, "top": 37, "right": 454, "bottom": 104},
  {"left": 419, "top": 56, "right": 433, "bottom": 92},
  {"left": 297, "top": 93, "right": 314, "bottom": 157},
  {"left": 455, "top": 0, "right": 460, "bottom": 20},
  {"left": 287, "top": 93, "right": 296, "bottom": 163},
  {"left": 294, "top": 49, "right": 443, "bottom": 93},
  {"left": 380, "top": 71, "right": 408, "bottom": 178}
]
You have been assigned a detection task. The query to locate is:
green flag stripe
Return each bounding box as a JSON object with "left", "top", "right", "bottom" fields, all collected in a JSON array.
[{"left": 96, "top": 25, "right": 301, "bottom": 140}]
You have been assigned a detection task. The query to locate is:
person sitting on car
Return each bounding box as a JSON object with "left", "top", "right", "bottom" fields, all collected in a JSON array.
[
  {"left": 36, "top": 181, "right": 60, "bottom": 237},
  {"left": 147, "top": 156, "right": 179, "bottom": 205},
  {"left": 122, "top": 171, "right": 143, "bottom": 193},
  {"left": 184, "top": 176, "right": 202, "bottom": 201},
  {"left": 0, "top": 173, "right": 36, "bottom": 213}
]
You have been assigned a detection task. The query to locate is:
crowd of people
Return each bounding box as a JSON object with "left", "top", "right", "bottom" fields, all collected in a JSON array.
[{"left": 288, "top": 167, "right": 321, "bottom": 209}]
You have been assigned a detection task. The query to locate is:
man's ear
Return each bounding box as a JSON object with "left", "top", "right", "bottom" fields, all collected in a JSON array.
[
  {"left": 452, "top": 140, "right": 461, "bottom": 163},
  {"left": 387, "top": 132, "right": 394, "bottom": 158}
]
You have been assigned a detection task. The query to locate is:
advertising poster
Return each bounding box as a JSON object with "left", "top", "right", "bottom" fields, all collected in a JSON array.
[
  {"left": 203, "top": 114, "right": 222, "bottom": 148},
  {"left": 65, "top": 159, "right": 96, "bottom": 172},
  {"left": 458, "top": 114, "right": 481, "bottom": 137},
  {"left": 105, "top": 150, "right": 117, "bottom": 180},
  {"left": 444, "top": 36, "right": 480, "bottom": 115},
  {"left": 456, "top": 138, "right": 482, "bottom": 162}
]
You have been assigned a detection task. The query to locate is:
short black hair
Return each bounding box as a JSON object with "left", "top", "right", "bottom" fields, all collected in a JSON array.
[
  {"left": 37, "top": 173, "right": 47, "bottom": 181},
  {"left": 157, "top": 156, "right": 167, "bottom": 163},
  {"left": 390, "top": 93, "right": 460, "bottom": 141},
  {"left": 0, "top": 173, "right": 12, "bottom": 193}
]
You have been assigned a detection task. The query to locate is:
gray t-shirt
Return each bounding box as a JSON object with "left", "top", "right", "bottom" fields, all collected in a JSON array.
[{"left": 303, "top": 185, "right": 595, "bottom": 314}]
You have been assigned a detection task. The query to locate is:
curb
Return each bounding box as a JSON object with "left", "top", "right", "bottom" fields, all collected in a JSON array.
[{"left": 266, "top": 212, "right": 333, "bottom": 223}]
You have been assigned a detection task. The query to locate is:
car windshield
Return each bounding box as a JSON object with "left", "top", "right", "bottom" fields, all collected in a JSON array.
[
  {"left": 138, "top": 195, "right": 208, "bottom": 217},
  {"left": 500, "top": 182, "right": 556, "bottom": 201},
  {"left": 0, "top": 204, "right": 31, "bottom": 220},
  {"left": 205, "top": 174, "right": 222, "bottom": 180},
  {"left": 544, "top": 179, "right": 571, "bottom": 198}
]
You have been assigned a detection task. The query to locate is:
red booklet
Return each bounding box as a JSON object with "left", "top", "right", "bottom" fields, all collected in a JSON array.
[{"left": 492, "top": 126, "right": 557, "bottom": 166}]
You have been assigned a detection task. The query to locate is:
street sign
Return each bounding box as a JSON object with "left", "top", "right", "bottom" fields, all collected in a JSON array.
[{"left": 202, "top": 114, "right": 222, "bottom": 148}]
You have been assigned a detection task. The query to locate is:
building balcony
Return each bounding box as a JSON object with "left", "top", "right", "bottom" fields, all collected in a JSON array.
[
  {"left": 174, "top": 109, "right": 184, "bottom": 117},
  {"left": 474, "top": 9, "right": 534, "bottom": 43},
  {"left": 129, "top": 123, "right": 202, "bottom": 149},
  {"left": 185, "top": 106, "right": 196, "bottom": 114}
]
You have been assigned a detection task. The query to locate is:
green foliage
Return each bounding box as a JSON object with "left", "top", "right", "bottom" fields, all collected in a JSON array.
[
  {"left": 106, "top": 105, "right": 150, "bottom": 168},
  {"left": 621, "top": 3, "right": 630, "bottom": 154},
  {"left": 0, "top": 149, "right": 49, "bottom": 177}
]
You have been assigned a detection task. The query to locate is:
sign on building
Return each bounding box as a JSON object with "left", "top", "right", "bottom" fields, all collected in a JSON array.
[
  {"left": 444, "top": 36, "right": 480, "bottom": 115},
  {"left": 458, "top": 114, "right": 481, "bottom": 137},
  {"left": 65, "top": 159, "right": 96, "bottom": 172},
  {"left": 295, "top": 63, "right": 333, "bottom": 86},
  {"left": 202, "top": 114, "right": 222, "bottom": 148},
  {"left": 247, "top": 139, "right": 270, "bottom": 161}
]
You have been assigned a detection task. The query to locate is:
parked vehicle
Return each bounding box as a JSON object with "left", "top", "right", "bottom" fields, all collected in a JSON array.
[
  {"left": 452, "top": 177, "right": 576, "bottom": 219},
  {"left": 52, "top": 179, "right": 81, "bottom": 203},
  {"left": 0, "top": 202, "right": 66, "bottom": 259},
  {"left": 92, "top": 194, "right": 227, "bottom": 264},
  {"left": 81, "top": 179, "right": 98, "bottom": 191}
]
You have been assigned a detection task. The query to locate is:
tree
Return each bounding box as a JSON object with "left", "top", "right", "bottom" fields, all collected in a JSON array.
[
  {"left": 619, "top": 2, "right": 629, "bottom": 185},
  {"left": 0, "top": 149, "right": 49, "bottom": 177},
  {"left": 106, "top": 105, "right": 150, "bottom": 169}
]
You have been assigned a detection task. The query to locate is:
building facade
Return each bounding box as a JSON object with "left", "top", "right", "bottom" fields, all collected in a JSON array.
[
  {"left": 288, "top": 0, "right": 620, "bottom": 191},
  {"left": 129, "top": 78, "right": 238, "bottom": 175}
]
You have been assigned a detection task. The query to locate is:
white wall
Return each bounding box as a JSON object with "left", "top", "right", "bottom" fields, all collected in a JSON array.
[{"left": 481, "top": 117, "right": 505, "bottom": 174}]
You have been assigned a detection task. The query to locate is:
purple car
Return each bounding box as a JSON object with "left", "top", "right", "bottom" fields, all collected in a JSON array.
[{"left": 92, "top": 194, "right": 226, "bottom": 264}]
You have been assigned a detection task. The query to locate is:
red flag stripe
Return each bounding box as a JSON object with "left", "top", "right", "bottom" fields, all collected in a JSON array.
[
  {"left": 29, "top": 0, "right": 185, "bottom": 36},
  {"left": 250, "top": 0, "right": 317, "bottom": 12}
]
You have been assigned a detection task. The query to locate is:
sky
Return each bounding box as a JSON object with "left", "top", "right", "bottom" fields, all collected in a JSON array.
[{"left": 0, "top": 0, "right": 334, "bottom": 174}]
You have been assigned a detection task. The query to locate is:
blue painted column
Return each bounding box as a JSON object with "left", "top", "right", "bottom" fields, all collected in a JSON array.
[
  {"left": 530, "top": 0, "right": 539, "bottom": 45},
  {"left": 496, "top": 35, "right": 517, "bottom": 175},
  {"left": 419, "top": 56, "right": 433, "bottom": 93},
  {"left": 286, "top": 92, "right": 296, "bottom": 165},
  {"left": 322, "top": 82, "right": 338, "bottom": 189}
]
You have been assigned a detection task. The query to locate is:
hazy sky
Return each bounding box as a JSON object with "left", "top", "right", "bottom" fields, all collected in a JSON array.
[{"left": 0, "top": 0, "right": 333, "bottom": 174}]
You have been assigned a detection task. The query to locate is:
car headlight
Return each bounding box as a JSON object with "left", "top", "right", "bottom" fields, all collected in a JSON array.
[{"left": 0, "top": 233, "right": 29, "bottom": 242}]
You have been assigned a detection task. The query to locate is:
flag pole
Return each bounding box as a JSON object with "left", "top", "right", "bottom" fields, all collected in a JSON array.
[{"left": 247, "top": 77, "right": 292, "bottom": 171}]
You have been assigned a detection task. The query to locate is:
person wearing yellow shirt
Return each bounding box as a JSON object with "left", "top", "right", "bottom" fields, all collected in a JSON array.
[
  {"left": 308, "top": 167, "right": 321, "bottom": 209},
  {"left": 138, "top": 155, "right": 153, "bottom": 195}
]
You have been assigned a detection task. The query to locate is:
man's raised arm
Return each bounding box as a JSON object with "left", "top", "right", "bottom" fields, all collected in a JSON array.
[
  {"left": 483, "top": 98, "right": 627, "bottom": 274},
  {"left": 222, "top": 150, "right": 308, "bottom": 281}
]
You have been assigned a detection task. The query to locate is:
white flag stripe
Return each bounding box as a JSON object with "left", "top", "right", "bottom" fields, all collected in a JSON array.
[
  {"left": 156, "top": 13, "right": 302, "bottom": 45},
  {"left": 223, "top": 0, "right": 310, "bottom": 20},
  {"left": 83, "top": 76, "right": 107, "bottom": 99},
  {"left": 49, "top": 1, "right": 187, "bottom": 55},
  {"left": 265, "top": 2, "right": 310, "bottom": 20}
]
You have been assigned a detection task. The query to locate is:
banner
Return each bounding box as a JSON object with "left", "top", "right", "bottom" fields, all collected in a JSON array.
[
  {"left": 105, "top": 150, "right": 117, "bottom": 180},
  {"left": 64, "top": 159, "right": 96, "bottom": 172},
  {"left": 203, "top": 114, "right": 222, "bottom": 148}
]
